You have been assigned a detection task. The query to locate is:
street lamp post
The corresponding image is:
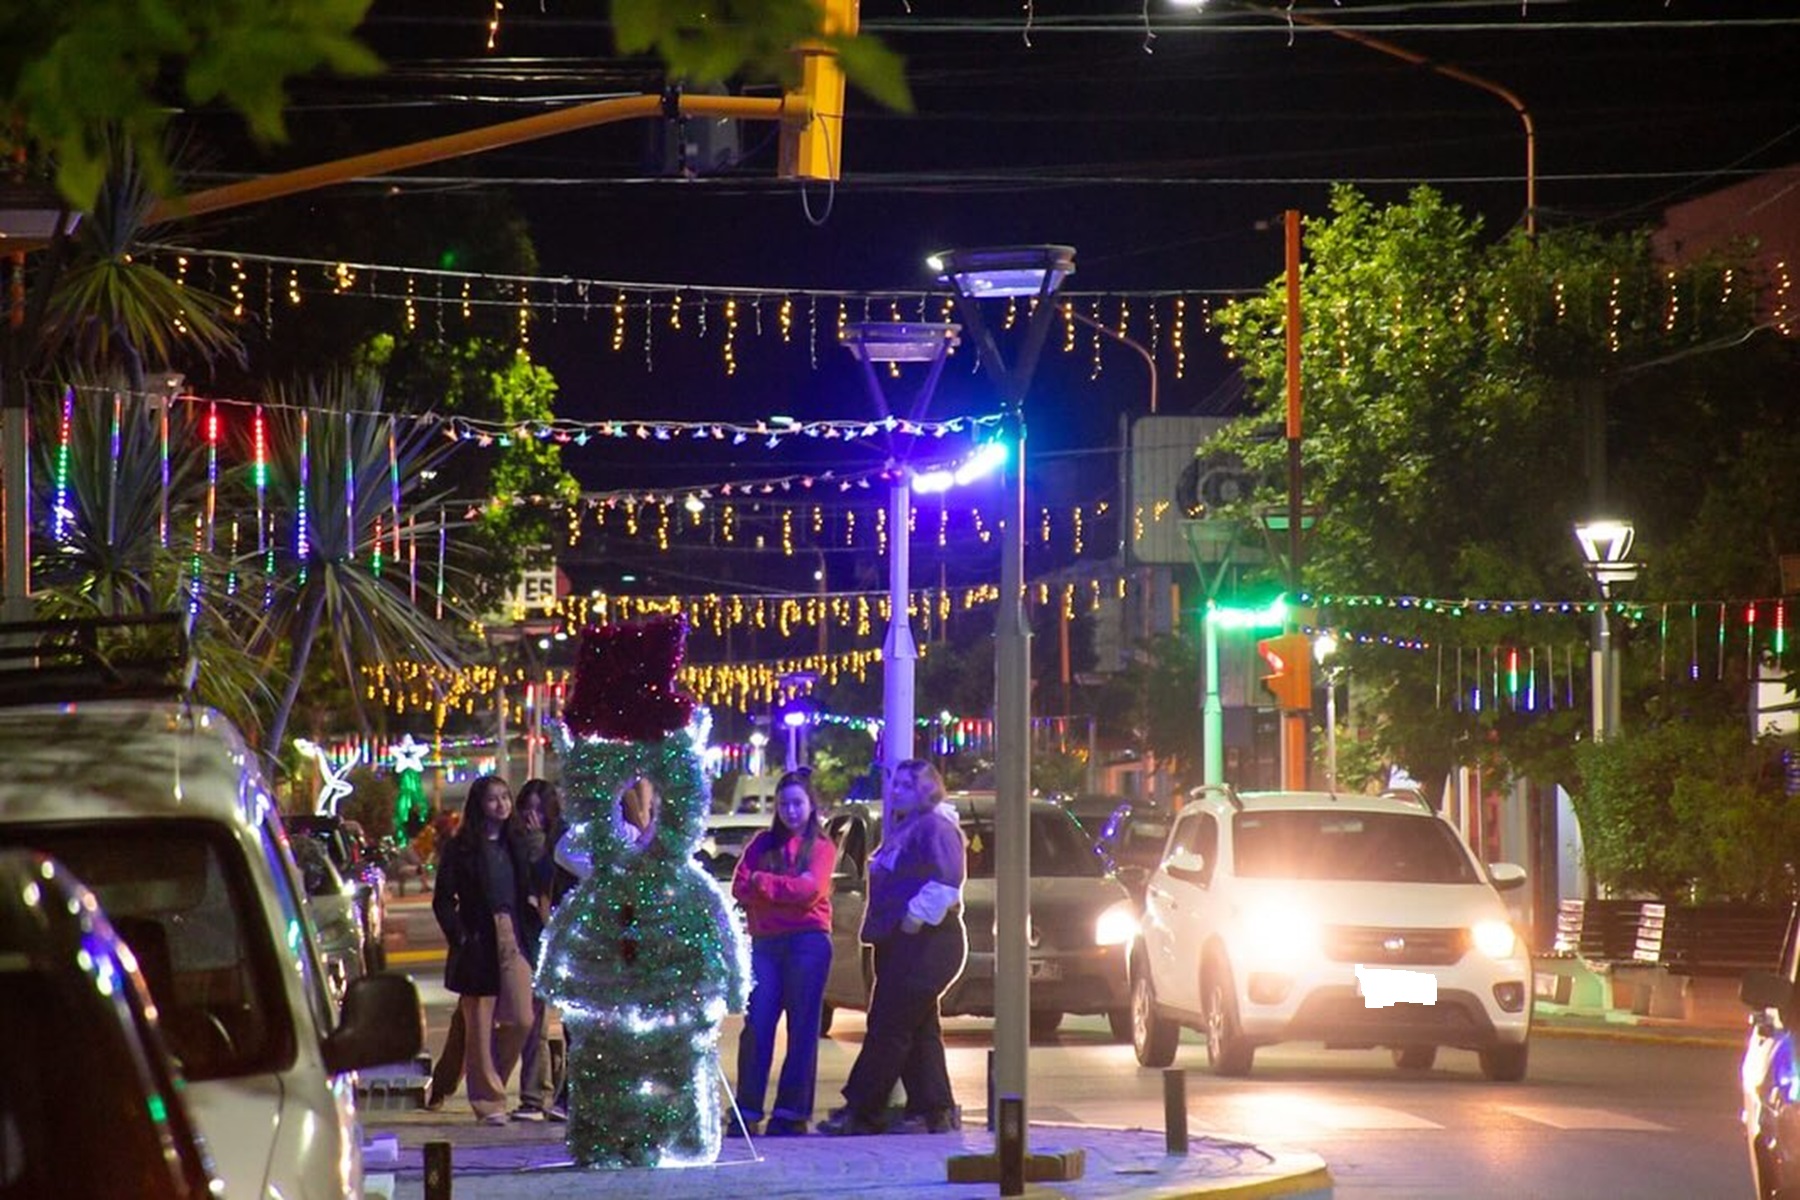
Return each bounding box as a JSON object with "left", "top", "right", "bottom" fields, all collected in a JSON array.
[
  {"left": 931, "top": 245, "right": 1074, "bottom": 1185},
  {"left": 841, "top": 322, "right": 961, "bottom": 821},
  {"left": 1574, "top": 519, "right": 1639, "bottom": 743}
]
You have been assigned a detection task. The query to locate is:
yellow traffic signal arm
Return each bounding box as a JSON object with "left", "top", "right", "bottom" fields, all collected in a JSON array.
[{"left": 148, "top": 91, "right": 816, "bottom": 225}]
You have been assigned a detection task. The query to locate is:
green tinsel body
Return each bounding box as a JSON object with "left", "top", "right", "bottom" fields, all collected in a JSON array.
[{"left": 539, "top": 731, "right": 748, "bottom": 1168}]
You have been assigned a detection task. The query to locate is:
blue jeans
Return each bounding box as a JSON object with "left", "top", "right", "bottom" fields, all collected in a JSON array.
[{"left": 736, "top": 929, "right": 833, "bottom": 1123}]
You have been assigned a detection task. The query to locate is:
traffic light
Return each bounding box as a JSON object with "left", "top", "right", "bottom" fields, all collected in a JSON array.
[
  {"left": 1256, "top": 632, "right": 1313, "bottom": 710},
  {"left": 779, "top": 0, "right": 856, "bottom": 181}
]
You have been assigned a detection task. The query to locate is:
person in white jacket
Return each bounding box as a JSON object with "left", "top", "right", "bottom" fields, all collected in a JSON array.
[{"left": 818, "top": 759, "right": 968, "bottom": 1135}]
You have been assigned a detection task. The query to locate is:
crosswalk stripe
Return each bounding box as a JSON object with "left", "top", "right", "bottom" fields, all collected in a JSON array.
[
  {"left": 1207, "top": 1094, "right": 1444, "bottom": 1131},
  {"left": 1498, "top": 1104, "right": 1670, "bottom": 1131}
]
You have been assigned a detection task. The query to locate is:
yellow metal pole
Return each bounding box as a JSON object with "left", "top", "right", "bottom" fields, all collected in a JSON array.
[{"left": 149, "top": 93, "right": 800, "bottom": 224}]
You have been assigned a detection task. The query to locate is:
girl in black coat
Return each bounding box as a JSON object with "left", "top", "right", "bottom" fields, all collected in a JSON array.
[{"left": 432, "top": 775, "right": 538, "bottom": 1124}]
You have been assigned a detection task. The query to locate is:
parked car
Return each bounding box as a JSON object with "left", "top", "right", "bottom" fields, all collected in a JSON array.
[
  {"left": 822, "top": 794, "right": 1138, "bottom": 1042},
  {"left": 0, "top": 850, "right": 223, "bottom": 1199},
  {"left": 285, "top": 812, "right": 388, "bottom": 972},
  {"left": 1062, "top": 795, "right": 1174, "bottom": 904},
  {"left": 0, "top": 696, "right": 424, "bottom": 1199},
  {"left": 1131, "top": 785, "right": 1532, "bottom": 1080},
  {"left": 697, "top": 810, "right": 774, "bottom": 884},
  {"left": 291, "top": 833, "right": 368, "bottom": 1007},
  {"left": 1741, "top": 907, "right": 1800, "bottom": 1198}
]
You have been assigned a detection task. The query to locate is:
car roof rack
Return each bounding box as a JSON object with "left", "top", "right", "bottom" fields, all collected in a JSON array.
[
  {"left": 1379, "top": 788, "right": 1434, "bottom": 814},
  {"left": 1187, "top": 782, "right": 1243, "bottom": 812},
  {"left": 0, "top": 613, "right": 196, "bottom": 707}
]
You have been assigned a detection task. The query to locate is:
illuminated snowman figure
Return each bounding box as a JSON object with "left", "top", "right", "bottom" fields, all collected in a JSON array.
[{"left": 538, "top": 616, "right": 747, "bottom": 1168}]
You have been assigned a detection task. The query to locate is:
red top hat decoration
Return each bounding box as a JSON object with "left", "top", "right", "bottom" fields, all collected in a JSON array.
[{"left": 563, "top": 615, "right": 697, "bottom": 742}]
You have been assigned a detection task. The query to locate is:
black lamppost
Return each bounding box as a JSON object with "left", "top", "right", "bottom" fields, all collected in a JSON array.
[{"left": 929, "top": 245, "right": 1073, "bottom": 1185}]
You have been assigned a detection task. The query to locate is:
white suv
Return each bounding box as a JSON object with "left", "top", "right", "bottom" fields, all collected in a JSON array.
[
  {"left": 0, "top": 697, "right": 424, "bottom": 1197},
  {"left": 1131, "top": 787, "right": 1532, "bottom": 1081}
]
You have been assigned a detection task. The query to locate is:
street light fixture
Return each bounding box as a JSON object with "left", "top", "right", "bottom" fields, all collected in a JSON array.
[
  {"left": 1574, "top": 518, "right": 1639, "bottom": 742},
  {"left": 840, "top": 321, "right": 961, "bottom": 823},
  {"left": 931, "top": 244, "right": 1073, "bottom": 1187}
]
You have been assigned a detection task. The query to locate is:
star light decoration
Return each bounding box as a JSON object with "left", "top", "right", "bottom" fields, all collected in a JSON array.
[
  {"left": 389, "top": 733, "right": 429, "bottom": 774},
  {"left": 295, "top": 738, "right": 361, "bottom": 815}
]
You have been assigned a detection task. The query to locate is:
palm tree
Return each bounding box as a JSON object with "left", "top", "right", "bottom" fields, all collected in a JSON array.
[{"left": 248, "top": 371, "right": 475, "bottom": 754}]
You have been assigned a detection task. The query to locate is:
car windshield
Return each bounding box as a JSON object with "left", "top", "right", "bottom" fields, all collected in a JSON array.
[
  {"left": 964, "top": 809, "right": 1105, "bottom": 879},
  {"left": 1232, "top": 810, "right": 1480, "bottom": 884},
  {"left": 0, "top": 821, "right": 296, "bottom": 1081}
]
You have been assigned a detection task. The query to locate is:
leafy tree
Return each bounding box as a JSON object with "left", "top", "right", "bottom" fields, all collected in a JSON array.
[
  {"left": 1213, "top": 184, "right": 1779, "bottom": 802},
  {"left": 1573, "top": 718, "right": 1800, "bottom": 902},
  {"left": 1, "top": 0, "right": 379, "bottom": 209}
]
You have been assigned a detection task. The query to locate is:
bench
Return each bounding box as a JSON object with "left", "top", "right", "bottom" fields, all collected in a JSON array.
[
  {"left": 1633, "top": 902, "right": 1791, "bottom": 977},
  {"left": 1553, "top": 898, "right": 1647, "bottom": 964}
]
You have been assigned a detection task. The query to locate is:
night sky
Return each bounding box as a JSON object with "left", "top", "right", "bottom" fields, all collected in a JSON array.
[{"left": 166, "top": 1, "right": 1800, "bottom": 600}]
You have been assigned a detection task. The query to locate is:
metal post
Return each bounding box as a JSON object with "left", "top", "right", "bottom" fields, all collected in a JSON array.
[
  {"left": 1, "top": 404, "right": 28, "bottom": 621},
  {"left": 1162, "top": 1068, "right": 1189, "bottom": 1155},
  {"left": 1324, "top": 667, "right": 1339, "bottom": 790},
  {"left": 994, "top": 404, "right": 1031, "bottom": 1137},
  {"left": 1203, "top": 610, "right": 1224, "bottom": 786},
  {"left": 882, "top": 473, "right": 916, "bottom": 788}
]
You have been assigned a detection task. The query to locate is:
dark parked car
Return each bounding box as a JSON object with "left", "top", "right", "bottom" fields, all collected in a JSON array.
[
  {"left": 1743, "top": 908, "right": 1800, "bottom": 1198},
  {"left": 0, "top": 850, "right": 222, "bottom": 1199},
  {"left": 1062, "top": 795, "right": 1174, "bottom": 903},
  {"left": 821, "top": 794, "right": 1138, "bottom": 1042},
  {"left": 285, "top": 813, "right": 388, "bottom": 972}
]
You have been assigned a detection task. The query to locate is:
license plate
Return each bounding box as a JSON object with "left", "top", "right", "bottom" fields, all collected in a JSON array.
[
  {"left": 1029, "top": 959, "right": 1063, "bottom": 982},
  {"left": 1355, "top": 965, "right": 1437, "bottom": 1009}
]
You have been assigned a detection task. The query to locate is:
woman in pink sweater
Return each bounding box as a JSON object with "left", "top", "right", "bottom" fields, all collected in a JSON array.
[{"left": 730, "top": 770, "right": 836, "bottom": 1136}]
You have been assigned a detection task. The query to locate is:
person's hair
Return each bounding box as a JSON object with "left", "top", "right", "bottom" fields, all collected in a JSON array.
[
  {"left": 517, "top": 777, "right": 562, "bottom": 829},
  {"left": 760, "top": 769, "right": 822, "bottom": 873},
  {"left": 894, "top": 758, "right": 946, "bottom": 808},
  {"left": 455, "top": 774, "right": 511, "bottom": 845}
]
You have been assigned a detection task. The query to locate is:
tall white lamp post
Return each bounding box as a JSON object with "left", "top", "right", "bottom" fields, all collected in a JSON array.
[
  {"left": 930, "top": 245, "right": 1074, "bottom": 1187},
  {"left": 841, "top": 322, "right": 961, "bottom": 819}
]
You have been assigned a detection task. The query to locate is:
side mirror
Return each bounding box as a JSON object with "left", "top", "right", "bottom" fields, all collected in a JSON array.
[
  {"left": 1165, "top": 848, "right": 1207, "bottom": 884},
  {"left": 1743, "top": 969, "right": 1799, "bottom": 1021},
  {"left": 1487, "top": 862, "right": 1528, "bottom": 892},
  {"left": 322, "top": 973, "right": 423, "bottom": 1076}
]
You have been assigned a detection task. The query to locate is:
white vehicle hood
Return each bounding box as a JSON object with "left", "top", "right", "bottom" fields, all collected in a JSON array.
[{"left": 1235, "top": 877, "right": 1511, "bottom": 929}]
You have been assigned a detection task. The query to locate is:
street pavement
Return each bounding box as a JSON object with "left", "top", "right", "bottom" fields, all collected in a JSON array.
[{"left": 365, "top": 893, "right": 1748, "bottom": 1199}]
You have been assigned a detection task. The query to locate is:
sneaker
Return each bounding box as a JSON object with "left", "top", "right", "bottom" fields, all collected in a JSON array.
[
  {"left": 726, "top": 1113, "right": 761, "bottom": 1139},
  {"left": 892, "top": 1108, "right": 959, "bottom": 1135},
  {"left": 545, "top": 1106, "right": 567, "bottom": 1123},
  {"left": 479, "top": 1112, "right": 509, "bottom": 1126},
  {"left": 510, "top": 1106, "right": 546, "bottom": 1123},
  {"left": 763, "top": 1117, "right": 810, "bottom": 1137},
  {"left": 815, "top": 1107, "right": 883, "bottom": 1136}
]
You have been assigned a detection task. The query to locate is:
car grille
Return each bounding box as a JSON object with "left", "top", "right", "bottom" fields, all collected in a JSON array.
[{"left": 1324, "top": 925, "right": 1467, "bottom": 966}]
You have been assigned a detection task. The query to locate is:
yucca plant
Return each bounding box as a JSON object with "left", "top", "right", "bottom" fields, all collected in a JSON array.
[{"left": 246, "top": 371, "right": 477, "bottom": 753}]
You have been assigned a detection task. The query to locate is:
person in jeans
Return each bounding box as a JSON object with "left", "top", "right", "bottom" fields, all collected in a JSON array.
[
  {"left": 431, "top": 775, "right": 539, "bottom": 1124},
  {"left": 819, "top": 759, "right": 967, "bottom": 1136},
  {"left": 510, "top": 777, "right": 567, "bottom": 1122},
  {"left": 730, "top": 769, "right": 835, "bottom": 1137}
]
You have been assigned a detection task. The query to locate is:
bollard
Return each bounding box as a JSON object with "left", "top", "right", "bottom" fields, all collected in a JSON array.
[
  {"left": 986, "top": 1048, "right": 996, "bottom": 1133},
  {"left": 997, "top": 1094, "right": 1025, "bottom": 1196},
  {"left": 1162, "top": 1068, "right": 1188, "bottom": 1155},
  {"left": 423, "top": 1140, "right": 453, "bottom": 1200}
]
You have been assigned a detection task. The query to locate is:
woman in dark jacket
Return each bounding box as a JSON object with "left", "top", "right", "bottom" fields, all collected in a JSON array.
[{"left": 432, "top": 775, "right": 539, "bottom": 1124}]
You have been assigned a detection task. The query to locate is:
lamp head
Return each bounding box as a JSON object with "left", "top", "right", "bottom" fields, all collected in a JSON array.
[
  {"left": 929, "top": 245, "right": 1076, "bottom": 299},
  {"left": 841, "top": 321, "right": 961, "bottom": 363}
]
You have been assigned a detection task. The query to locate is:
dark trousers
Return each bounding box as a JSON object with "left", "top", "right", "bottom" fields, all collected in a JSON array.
[
  {"left": 841, "top": 921, "right": 967, "bottom": 1120},
  {"left": 736, "top": 929, "right": 833, "bottom": 1123}
]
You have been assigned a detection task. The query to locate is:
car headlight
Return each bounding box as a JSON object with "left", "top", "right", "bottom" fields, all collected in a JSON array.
[
  {"left": 1094, "top": 900, "right": 1139, "bottom": 947},
  {"left": 1236, "top": 899, "right": 1321, "bottom": 966},
  {"left": 1471, "top": 918, "right": 1518, "bottom": 960}
]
